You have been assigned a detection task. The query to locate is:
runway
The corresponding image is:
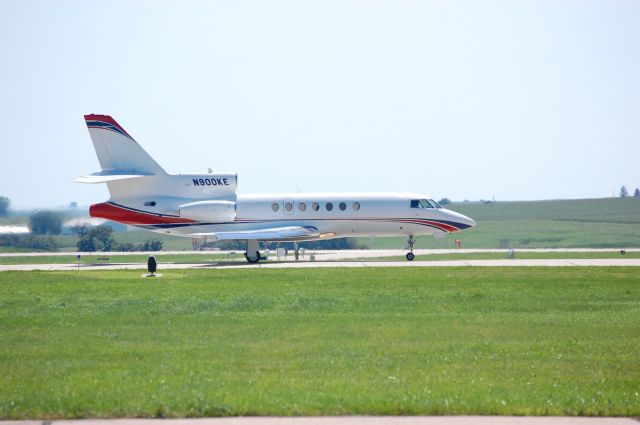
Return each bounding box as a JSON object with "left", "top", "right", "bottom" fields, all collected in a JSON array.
[
  {"left": 1, "top": 258, "right": 639, "bottom": 272},
  {"left": 2, "top": 248, "right": 638, "bottom": 258}
]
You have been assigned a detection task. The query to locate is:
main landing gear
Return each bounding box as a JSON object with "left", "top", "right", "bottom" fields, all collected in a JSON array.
[
  {"left": 405, "top": 235, "right": 416, "bottom": 261},
  {"left": 244, "top": 240, "right": 264, "bottom": 263}
]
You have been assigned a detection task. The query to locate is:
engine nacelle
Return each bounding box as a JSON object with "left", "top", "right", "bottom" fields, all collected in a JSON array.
[{"left": 179, "top": 200, "right": 236, "bottom": 223}]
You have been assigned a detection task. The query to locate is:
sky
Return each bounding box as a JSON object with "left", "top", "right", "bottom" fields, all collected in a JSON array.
[{"left": 0, "top": 0, "right": 639, "bottom": 209}]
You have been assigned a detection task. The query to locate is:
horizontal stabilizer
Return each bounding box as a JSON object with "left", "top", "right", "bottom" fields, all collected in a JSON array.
[
  {"left": 72, "top": 171, "right": 152, "bottom": 184},
  {"left": 190, "top": 226, "right": 319, "bottom": 241}
]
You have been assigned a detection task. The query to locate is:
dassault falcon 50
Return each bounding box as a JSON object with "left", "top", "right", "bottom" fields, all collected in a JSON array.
[{"left": 75, "top": 115, "right": 475, "bottom": 262}]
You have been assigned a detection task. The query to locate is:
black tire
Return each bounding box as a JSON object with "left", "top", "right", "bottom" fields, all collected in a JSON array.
[
  {"left": 245, "top": 251, "right": 261, "bottom": 263},
  {"left": 406, "top": 252, "right": 415, "bottom": 261}
]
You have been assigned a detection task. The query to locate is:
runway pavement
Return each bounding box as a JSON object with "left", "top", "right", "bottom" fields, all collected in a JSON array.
[
  {"left": 1, "top": 417, "right": 638, "bottom": 425},
  {"left": 2, "top": 248, "right": 639, "bottom": 258},
  {"left": 1, "top": 258, "right": 640, "bottom": 271}
]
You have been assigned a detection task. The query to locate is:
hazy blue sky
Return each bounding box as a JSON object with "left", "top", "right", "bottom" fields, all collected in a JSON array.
[{"left": 1, "top": 0, "right": 639, "bottom": 208}]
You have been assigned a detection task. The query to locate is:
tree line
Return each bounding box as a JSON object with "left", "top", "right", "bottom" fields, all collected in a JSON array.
[{"left": 619, "top": 186, "right": 640, "bottom": 198}]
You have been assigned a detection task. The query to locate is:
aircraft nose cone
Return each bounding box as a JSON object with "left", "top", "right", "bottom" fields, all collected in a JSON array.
[{"left": 442, "top": 209, "right": 476, "bottom": 230}]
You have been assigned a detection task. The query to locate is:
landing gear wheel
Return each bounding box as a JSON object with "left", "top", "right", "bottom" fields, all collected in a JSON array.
[
  {"left": 245, "top": 251, "right": 261, "bottom": 263},
  {"left": 245, "top": 240, "right": 261, "bottom": 263},
  {"left": 405, "top": 235, "right": 416, "bottom": 261}
]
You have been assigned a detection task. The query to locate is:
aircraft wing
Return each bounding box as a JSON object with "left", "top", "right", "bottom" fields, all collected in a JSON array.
[{"left": 190, "top": 226, "right": 320, "bottom": 241}]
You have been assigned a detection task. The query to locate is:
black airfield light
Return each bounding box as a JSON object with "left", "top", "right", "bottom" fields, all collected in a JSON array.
[{"left": 147, "top": 256, "right": 157, "bottom": 276}]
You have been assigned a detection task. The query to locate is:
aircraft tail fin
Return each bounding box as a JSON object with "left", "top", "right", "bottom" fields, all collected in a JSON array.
[{"left": 83, "top": 114, "right": 166, "bottom": 176}]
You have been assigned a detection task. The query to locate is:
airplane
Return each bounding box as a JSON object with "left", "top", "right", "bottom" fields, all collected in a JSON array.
[{"left": 75, "top": 114, "right": 476, "bottom": 262}]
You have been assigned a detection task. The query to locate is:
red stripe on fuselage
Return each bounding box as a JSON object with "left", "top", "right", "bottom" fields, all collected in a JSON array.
[
  {"left": 395, "top": 219, "right": 460, "bottom": 232},
  {"left": 89, "top": 202, "right": 195, "bottom": 225}
]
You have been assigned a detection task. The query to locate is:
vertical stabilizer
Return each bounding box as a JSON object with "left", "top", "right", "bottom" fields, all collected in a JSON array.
[{"left": 84, "top": 114, "right": 166, "bottom": 175}]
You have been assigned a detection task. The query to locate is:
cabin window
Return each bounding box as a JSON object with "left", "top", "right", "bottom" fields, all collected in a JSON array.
[
  {"left": 410, "top": 200, "right": 421, "bottom": 208},
  {"left": 285, "top": 202, "right": 293, "bottom": 212},
  {"left": 144, "top": 201, "right": 156, "bottom": 207},
  {"left": 271, "top": 202, "right": 279, "bottom": 212},
  {"left": 339, "top": 202, "right": 347, "bottom": 211},
  {"left": 312, "top": 202, "right": 320, "bottom": 211},
  {"left": 299, "top": 202, "right": 306, "bottom": 211},
  {"left": 353, "top": 202, "right": 360, "bottom": 211},
  {"left": 326, "top": 202, "right": 334, "bottom": 211}
]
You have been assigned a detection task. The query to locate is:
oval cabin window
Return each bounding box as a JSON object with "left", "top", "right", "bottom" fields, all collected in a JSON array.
[
  {"left": 339, "top": 202, "right": 346, "bottom": 211},
  {"left": 312, "top": 202, "right": 320, "bottom": 211},
  {"left": 272, "top": 203, "right": 279, "bottom": 212},
  {"left": 285, "top": 202, "right": 293, "bottom": 212},
  {"left": 299, "top": 202, "right": 307, "bottom": 211},
  {"left": 326, "top": 202, "right": 334, "bottom": 211},
  {"left": 353, "top": 202, "right": 360, "bottom": 211}
]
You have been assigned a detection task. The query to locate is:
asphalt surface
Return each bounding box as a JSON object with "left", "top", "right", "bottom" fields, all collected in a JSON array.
[
  {"left": 1, "top": 417, "right": 638, "bottom": 425},
  {"left": 2, "top": 248, "right": 638, "bottom": 258}
]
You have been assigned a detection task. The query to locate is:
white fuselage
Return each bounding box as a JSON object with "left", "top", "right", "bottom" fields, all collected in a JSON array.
[{"left": 132, "top": 192, "right": 475, "bottom": 240}]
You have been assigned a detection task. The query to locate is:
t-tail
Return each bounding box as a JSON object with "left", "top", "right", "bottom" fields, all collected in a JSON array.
[
  {"left": 75, "top": 114, "right": 166, "bottom": 183},
  {"left": 75, "top": 114, "right": 238, "bottom": 226}
]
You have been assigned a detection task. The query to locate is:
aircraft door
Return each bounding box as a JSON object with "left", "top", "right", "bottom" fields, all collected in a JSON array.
[{"left": 283, "top": 198, "right": 294, "bottom": 215}]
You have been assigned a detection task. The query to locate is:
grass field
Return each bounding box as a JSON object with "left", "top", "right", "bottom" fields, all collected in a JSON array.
[
  {"left": 1, "top": 268, "right": 638, "bottom": 418},
  {"left": 0, "top": 253, "right": 241, "bottom": 265},
  {"left": 50, "top": 231, "right": 195, "bottom": 252},
  {"left": 364, "top": 198, "right": 640, "bottom": 249}
]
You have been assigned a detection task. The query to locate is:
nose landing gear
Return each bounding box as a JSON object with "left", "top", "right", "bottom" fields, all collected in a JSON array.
[{"left": 405, "top": 235, "right": 416, "bottom": 261}]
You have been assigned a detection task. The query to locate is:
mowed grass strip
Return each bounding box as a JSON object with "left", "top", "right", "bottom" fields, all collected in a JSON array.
[
  {"left": 0, "top": 268, "right": 638, "bottom": 418},
  {"left": 0, "top": 254, "right": 240, "bottom": 266}
]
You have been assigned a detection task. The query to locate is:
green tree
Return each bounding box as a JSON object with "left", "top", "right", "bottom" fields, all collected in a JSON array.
[
  {"left": 634, "top": 188, "right": 640, "bottom": 198},
  {"left": 620, "top": 186, "right": 629, "bottom": 198},
  {"left": 438, "top": 198, "right": 452, "bottom": 205},
  {"left": 76, "top": 225, "right": 115, "bottom": 251},
  {"left": 30, "top": 210, "right": 62, "bottom": 235},
  {"left": 0, "top": 196, "right": 9, "bottom": 216}
]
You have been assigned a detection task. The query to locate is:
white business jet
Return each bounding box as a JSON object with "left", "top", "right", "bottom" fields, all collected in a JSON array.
[{"left": 75, "top": 115, "right": 475, "bottom": 262}]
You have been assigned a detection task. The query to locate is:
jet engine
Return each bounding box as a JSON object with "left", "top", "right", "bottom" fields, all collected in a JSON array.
[{"left": 179, "top": 200, "right": 236, "bottom": 223}]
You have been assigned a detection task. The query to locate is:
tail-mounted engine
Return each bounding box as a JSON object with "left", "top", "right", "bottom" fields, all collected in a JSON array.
[{"left": 179, "top": 200, "right": 236, "bottom": 223}]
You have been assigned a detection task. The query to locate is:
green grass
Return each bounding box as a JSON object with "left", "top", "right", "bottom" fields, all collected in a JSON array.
[
  {"left": 51, "top": 231, "right": 194, "bottom": 252},
  {"left": 0, "top": 253, "right": 242, "bottom": 265},
  {"left": 450, "top": 197, "right": 640, "bottom": 223},
  {"left": 1, "top": 268, "right": 638, "bottom": 418}
]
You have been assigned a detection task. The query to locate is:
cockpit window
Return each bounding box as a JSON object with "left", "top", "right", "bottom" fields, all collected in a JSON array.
[{"left": 411, "top": 199, "right": 441, "bottom": 209}]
